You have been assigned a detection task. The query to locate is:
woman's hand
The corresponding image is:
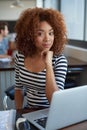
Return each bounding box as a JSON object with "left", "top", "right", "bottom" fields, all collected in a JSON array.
[{"left": 41, "top": 50, "right": 53, "bottom": 66}]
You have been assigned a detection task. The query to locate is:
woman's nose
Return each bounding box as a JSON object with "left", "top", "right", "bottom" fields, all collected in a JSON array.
[{"left": 44, "top": 34, "right": 50, "bottom": 41}]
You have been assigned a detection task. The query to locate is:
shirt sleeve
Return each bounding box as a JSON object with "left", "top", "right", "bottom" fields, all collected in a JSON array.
[
  {"left": 4, "top": 37, "right": 9, "bottom": 50},
  {"left": 15, "top": 51, "right": 23, "bottom": 89},
  {"left": 54, "top": 55, "right": 68, "bottom": 90}
]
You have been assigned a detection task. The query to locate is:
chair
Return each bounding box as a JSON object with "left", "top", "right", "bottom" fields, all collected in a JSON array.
[
  {"left": 3, "top": 85, "right": 26, "bottom": 110},
  {"left": 64, "top": 78, "right": 77, "bottom": 89}
]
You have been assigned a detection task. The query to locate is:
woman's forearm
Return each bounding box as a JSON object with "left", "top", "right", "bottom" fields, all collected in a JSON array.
[
  {"left": 15, "top": 88, "right": 24, "bottom": 110},
  {"left": 46, "top": 64, "right": 59, "bottom": 103}
]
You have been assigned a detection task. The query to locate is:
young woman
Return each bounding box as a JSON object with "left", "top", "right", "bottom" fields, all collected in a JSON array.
[{"left": 14, "top": 7, "right": 68, "bottom": 110}]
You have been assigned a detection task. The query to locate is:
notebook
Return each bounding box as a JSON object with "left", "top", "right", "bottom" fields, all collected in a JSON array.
[
  {"left": 0, "top": 109, "right": 16, "bottom": 130},
  {"left": 23, "top": 85, "right": 87, "bottom": 130}
]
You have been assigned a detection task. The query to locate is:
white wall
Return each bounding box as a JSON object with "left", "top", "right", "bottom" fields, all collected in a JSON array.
[{"left": 0, "top": 0, "right": 36, "bottom": 20}]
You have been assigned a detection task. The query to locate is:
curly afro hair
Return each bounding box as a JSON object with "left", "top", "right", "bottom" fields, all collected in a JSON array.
[{"left": 15, "top": 7, "right": 67, "bottom": 57}]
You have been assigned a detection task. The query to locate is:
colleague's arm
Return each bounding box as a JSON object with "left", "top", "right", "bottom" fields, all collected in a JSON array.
[{"left": 0, "top": 54, "right": 11, "bottom": 58}]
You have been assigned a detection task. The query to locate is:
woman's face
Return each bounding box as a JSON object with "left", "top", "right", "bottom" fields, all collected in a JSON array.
[
  {"left": 35, "top": 21, "right": 54, "bottom": 53},
  {"left": 3, "top": 25, "right": 9, "bottom": 37}
]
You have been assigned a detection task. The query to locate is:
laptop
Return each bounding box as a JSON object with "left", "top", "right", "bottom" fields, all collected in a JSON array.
[{"left": 23, "top": 85, "right": 87, "bottom": 130}]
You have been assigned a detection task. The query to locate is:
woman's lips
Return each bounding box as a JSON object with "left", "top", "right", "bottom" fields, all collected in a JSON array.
[{"left": 42, "top": 44, "right": 51, "bottom": 48}]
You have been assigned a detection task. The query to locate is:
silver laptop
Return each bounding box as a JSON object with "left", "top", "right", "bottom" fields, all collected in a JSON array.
[{"left": 23, "top": 85, "right": 87, "bottom": 130}]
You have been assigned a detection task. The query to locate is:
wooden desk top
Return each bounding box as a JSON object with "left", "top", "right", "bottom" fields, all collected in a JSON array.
[
  {"left": 61, "top": 121, "right": 87, "bottom": 130},
  {"left": 0, "top": 60, "right": 14, "bottom": 71}
]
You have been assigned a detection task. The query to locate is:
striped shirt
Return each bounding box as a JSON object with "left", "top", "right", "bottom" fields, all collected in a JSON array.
[{"left": 15, "top": 52, "right": 67, "bottom": 108}]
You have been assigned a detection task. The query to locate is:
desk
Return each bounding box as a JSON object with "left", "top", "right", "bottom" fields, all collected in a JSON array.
[
  {"left": 29, "top": 121, "right": 87, "bottom": 130},
  {"left": 61, "top": 121, "right": 87, "bottom": 130}
]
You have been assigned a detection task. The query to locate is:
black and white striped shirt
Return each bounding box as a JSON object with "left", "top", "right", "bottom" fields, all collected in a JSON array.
[{"left": 15, "top": 52, "right": 67, "bottom": 108}]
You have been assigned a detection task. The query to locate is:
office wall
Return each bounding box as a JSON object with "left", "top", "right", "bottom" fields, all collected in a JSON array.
[{"left": 0, "top": 0, "right": 36, "bottom": 20}]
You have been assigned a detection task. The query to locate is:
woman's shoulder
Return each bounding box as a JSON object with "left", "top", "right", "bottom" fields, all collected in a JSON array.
[
  {"left": 53, "top": 53, "right": 67, "bottom": 62},
  {"left": 15, "top": 51, "right": 24, "bottom": 61},
  {"left": 53, "top": 54, "right": 68, "bottom": 68},
  {"left": 16, "top": 51, "right": 24, "bottom": 57}
]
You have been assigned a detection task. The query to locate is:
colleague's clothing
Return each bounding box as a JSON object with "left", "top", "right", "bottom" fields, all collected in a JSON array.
[
  {"left": 15, "top": 52, "right": 67, "bottom": 108},
  {"left": 0, "top": 38, "right": 9, "bottom": 54}
]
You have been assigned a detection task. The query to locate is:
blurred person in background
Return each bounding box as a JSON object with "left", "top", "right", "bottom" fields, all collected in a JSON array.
[
  {"left": 8, "top": 33, "right": 17, "bottom": 58},
  {"left": 0, "top": 21, "right": 11, "bottom": 58}
]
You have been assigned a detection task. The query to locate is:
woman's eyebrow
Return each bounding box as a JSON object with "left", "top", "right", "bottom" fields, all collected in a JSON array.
[{"left": 38, "top": 28, "right": 53, "bottom": 32}]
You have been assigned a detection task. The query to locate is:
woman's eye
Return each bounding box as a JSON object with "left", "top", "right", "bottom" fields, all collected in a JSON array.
[
  {"left": 49, "top": 32, "right": 54, "bottom": 35},
  {"left": 37, "top": 32, "right": 43, "bottom": 36}
]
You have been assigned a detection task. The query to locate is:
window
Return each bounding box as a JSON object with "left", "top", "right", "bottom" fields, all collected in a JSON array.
[{"left": 60, "top": 0, "right": 85, "bottom": 40}]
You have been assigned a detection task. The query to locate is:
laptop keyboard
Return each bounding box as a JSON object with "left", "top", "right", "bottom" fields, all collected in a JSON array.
[{"left": 34, "top": 117, "right": 47, "bottom": 128}]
